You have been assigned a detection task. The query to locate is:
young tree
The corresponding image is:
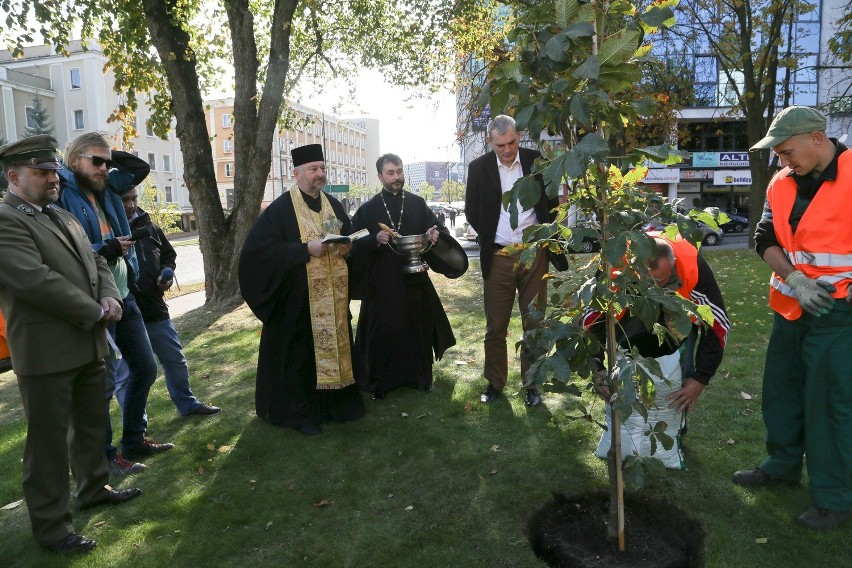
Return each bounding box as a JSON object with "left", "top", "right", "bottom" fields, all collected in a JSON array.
[
  {"left": 4, "top": 1, "right": 485, "bottom": 304},
  {"left": 21, "top": 93, "right": 53, "bottom": 138},
  {"left": 478, "top": 0, "right": 712, "bottom": 552},
  {"left": 138, "top": 180, "right": 183, "bottom": 236},
  {"left": 441, "top": 179, "right": 465, "bottom": 205}
]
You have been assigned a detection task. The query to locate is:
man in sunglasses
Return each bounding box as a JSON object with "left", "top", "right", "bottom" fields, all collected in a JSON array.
[{"left": 58, "top": 132, "right": 174, "bottom": 473}]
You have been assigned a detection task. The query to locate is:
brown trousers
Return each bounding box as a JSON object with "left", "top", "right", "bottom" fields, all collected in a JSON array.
[
  {"left": 482, "top": 247, "right": 549, "bottom": 391},
  {"left": 17, "top": 360, "right": 111, "bottom": 546}
]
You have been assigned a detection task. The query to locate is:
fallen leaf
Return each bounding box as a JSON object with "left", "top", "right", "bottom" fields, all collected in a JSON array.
[
  {"left": 1, "top": 500, "right": 23, "bottom": 510},
  {"left": 416, "top": 413, "right": 430, "bottom": 419},
  {"left": 266, "top": 521, "right": 273, "bottom": 531},
  {"left": 387, "top": 493, "right": 394, "bottom": 498},
  {"left": 755, "top": 537, "right": 768, "bottom": 544},
  {"left": 490, "top": 445, "right": 500, "bottom": 452},
  {"left": 198, "top": 467, "right": 205, "bottom": 475},
  {"left": 94, "top": 521, "right": 106, "bottom": 527},
  {"left": 464, "top": 403, "right": 473, "bottom": 412},
  {"left": 489, "top": 469, "right": 498, "bottom": 475},
  {"left": 313, "top": 499, "right": 334, "bottom": 508},
  {"left": 405, "top": 505, "right": 414, "bottom": 511},
  {"left": 401, "top": 413, "right": 409, "bottom": 418},
  {"left": 289, "top": 484, "right": 295, "bottom": 491},
  {"left": 723, "top": 371, "right": 730, "bottom": 380},
  {"left": 207, "top": 443, "right": 215, "bottom": 450},
  {"left": 218, "top": 445, "right": 232, "bottom": 453},
  {"left": 726, "top": 439, "right": 736, "bottom": 445},
  {"left": 454, "top": 360, "right": 467, "bottom": 365},
  {"left": 740, "top": 391, "right": 753, "bottom": 400}
]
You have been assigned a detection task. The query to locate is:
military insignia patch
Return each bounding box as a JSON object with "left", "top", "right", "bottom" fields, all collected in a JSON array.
[{"left": 16, "top": 204, "right": 34, "bottom": 215}]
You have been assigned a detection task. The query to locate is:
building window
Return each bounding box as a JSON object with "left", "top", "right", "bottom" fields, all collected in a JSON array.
[
  {"left": 73, "top": 109, "right": 84, "bottom": 130},
  {"left": 148, "top": 152, "right": 157, "bottom": 171},
  {"left": 165, "top": 186, "right": 174, "bottom": 202},
  {"left": 146, "top": 121, "right": 155, "bottom": 137},
  {"left": 223, "top": 139, "right": 233, "bottom": 153},
  {"left": 25, "top": 106, "right": 37, "bottom": 129},
  {"left": 222, "top": 113, "right": 232, "bottom": 128},
  {"left": 225, "top": 163, "right": 234, "bottom": 177},
  {"left": 69, "top": 68, "right": 81, "bottom": 89},
  {"left": 163, "top": 154, "right": 172, "bottom": 173}
]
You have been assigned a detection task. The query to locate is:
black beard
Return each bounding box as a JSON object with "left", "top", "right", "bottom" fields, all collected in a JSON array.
[{"left": 383, "top": 183, "right": 402, "bottom": 194}]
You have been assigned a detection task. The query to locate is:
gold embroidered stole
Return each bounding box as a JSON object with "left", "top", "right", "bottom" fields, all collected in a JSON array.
[{"left": 290, "top": 187, "right": 354, "bottom": 389}]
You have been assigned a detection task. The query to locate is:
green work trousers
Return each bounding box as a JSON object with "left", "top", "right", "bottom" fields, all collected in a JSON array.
[{"left": 760, "top": 300, "right": 852, "bottom": 512}]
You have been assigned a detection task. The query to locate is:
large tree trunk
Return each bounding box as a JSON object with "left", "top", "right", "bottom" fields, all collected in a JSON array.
[{"left": 141, "top": 0, "right": 298, "bottom": 306}]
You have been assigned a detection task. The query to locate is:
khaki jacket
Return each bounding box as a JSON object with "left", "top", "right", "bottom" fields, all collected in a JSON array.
[{"left": 0, "top": 192, "right": 119, "bottom": 375}]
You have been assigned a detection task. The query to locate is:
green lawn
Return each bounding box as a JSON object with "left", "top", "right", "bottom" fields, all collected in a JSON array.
[{"left": 0, "top": 249, "right": 849, "bottom": 567}]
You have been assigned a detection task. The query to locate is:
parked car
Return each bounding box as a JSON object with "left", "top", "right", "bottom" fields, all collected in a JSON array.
[
  {"left": 719, "top": 210, "right": 749, "bottom": 233},
  {"left": 644, "top": 222, "right": 724, "bottom": 246}
]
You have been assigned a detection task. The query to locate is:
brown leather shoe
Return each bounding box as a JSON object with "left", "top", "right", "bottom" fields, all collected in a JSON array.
[
  {"left": 80, "top": 487, "right": 142, "bottom": 509},
  {"left": 49, "top": 532, "right": 96, "bottom": 554}
]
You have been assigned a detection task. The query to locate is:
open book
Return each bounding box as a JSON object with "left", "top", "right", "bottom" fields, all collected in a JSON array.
[{"left": 322, "top": 228, "right": 370, "bottom": 244}]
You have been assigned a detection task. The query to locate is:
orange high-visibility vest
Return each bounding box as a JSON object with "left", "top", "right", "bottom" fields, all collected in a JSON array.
[
  {"left": 646, "top": 232, "right": 699, "bottom": 300},
  {"left": 0, "top": 311, "right": 9, "bottom": 360},
  {"left": 767, "top": 150, "right": 852, "bottom": 320}
]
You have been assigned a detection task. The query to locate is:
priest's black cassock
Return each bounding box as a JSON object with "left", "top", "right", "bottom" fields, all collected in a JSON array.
[
  {"left": 239, "top": 189, "right": 364, "bottom": 428},
  {"left": 350, "top": 190, "right": 456, "bottom": 395}
]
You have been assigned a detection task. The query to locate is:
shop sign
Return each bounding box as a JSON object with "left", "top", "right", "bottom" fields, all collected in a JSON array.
[
  {"left": 712, "top": 170, "right": 752, "bottom": 185},
  {"left": 681, "top": 169, "right": 712, "bottom": 180},
  {"left": 643, "top": 168, "right": 680, "bottom": 183},
  {"left": 719, "top": 152, "right": 750, "bottom": 167},
  {"left": 692, "top": 152, "right": 718, "bottom": 167}
]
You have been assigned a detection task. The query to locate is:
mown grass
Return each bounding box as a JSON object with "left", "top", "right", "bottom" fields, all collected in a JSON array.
[{"left": 0, "top": 249, "right": 849, "bottom": 567}]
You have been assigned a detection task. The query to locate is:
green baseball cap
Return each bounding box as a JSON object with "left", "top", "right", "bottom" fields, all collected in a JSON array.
[{"left": 750, "top": 106, "right": 827, "bottom": 151}]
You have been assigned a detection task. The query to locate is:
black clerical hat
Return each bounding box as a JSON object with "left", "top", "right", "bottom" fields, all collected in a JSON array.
[
  {"left": 423, "top": 232, "right": 469, "bottom": 279},
  {"left": 292, "top": 143, "right": 325, "bottom": 167},
  {"left": 0, "top": 135, "right": 62, "bottom": 170}
]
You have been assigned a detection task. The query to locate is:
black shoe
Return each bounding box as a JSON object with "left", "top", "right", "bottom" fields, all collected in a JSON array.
[
  {"left": 480, "top": 385, "right": 500, "bottom": 403},
  {"left": 371, "top": 391, "right": 386, "bottom": 400},
  {"left": 797, "top": 506, "right": 852, "bottom": 530},
  {"left": 732, "top": 467, "right": 796, "bottom": 487},
  {"left": 188, "top": 403, "right": 221, "bottom": 416},
  {"left": 49, "top": 532, "right": 97, "bottom": 554},
  {"left": 296, "top": 423, "right": 322, "bottom": 435},
  {"left": 524, "top": 389, "right": 542, "bottom": 407},
  {"left": 80, "top": 487, "right": 142, "bottom": 509},
  {"left": 123, "top": 439, "right": 175, "bottom": 460}
]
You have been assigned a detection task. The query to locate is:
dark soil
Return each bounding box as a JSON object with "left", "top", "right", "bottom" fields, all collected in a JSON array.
[{"left": 527, "top": 492, "right": 706, "bottom": 568}]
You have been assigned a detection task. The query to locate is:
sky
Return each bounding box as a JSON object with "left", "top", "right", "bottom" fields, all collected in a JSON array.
[{"left": 297, "top": 69, "right": 461, "bottom": 163}]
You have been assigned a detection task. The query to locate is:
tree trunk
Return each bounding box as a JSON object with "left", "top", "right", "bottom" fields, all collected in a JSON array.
[{"left": 140, "top": 0, "right": 298, "bottom": 306}]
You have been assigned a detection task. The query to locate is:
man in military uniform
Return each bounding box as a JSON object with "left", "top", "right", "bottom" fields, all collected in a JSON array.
[{"left": 0, "top": 136, "right": 141, "bottom": 554}]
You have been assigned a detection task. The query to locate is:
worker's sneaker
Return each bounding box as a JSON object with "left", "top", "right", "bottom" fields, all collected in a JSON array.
[
  {"left": 107, "top": 455, "right": 146, "bottom": 476},
  {"left": 796, "top": 506, "right": 851, "bottom": 531}
]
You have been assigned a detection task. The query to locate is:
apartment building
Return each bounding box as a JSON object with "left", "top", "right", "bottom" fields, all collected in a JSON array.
[
  {"left": 205, "top": 99, "right": 379, "bottom": 209},
  {"left": 0, "top": 41, "right": 193, "bottom": 229}
]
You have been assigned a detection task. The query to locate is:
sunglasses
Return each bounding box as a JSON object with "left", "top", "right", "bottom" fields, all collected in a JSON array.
[{"left": 80, "top": 154, "right": 114, "bottom": 169}]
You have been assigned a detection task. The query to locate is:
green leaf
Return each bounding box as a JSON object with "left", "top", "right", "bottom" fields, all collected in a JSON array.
[
  {"left": 564, "top": 22, "right": 595, "bottom": 38},
  {"left": 573, "top": 55, "right": 600, "bottom": 80},
  {"left": 575, "top": 132, "right": 610, "bottom": 160},
  {"left": 544, "top": 33, "right": 569, "bottom": 62},
  {"left": 631, "top": 96, "right": 657, "bottom": 117},
  {"left": 569, "top": 94, "right": 592, "bottom": 127},
  {"left": 642, "top": 6, "right": 676, "bottom": 29},
  {"left": 564, "top": 147, "right": 587, "bottom": 178},
  {"left": 636, "top": 144, "right": 690, "bottom": 166},
  {"left": 515, "top": 175, "right": 543, "bottom": 211},
  {"left": 598, "top": 29, "right": 640, "bottom": 68},
  {"left": 543, "top": 154, "right": 567, "bottom": 195},
  {"left": 514, "top": 104, "right": 536, "bottom": 131},
  {"left": 603, "top": 232, "right": 629, "bottom": 266}
]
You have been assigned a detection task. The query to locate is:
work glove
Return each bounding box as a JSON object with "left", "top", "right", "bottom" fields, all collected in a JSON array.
[{"left": 786, "top": 270, "right": 836, "bottom": 316}]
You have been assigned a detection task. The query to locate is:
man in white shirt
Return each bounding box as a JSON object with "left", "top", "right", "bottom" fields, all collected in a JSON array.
[{"left": 464, "top": 115, "right": 565, "bottom": 406}]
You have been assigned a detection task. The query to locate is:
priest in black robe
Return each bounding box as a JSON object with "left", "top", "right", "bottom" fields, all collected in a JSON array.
[
  {"left": 349, "top": 153, "right": 457, "bottom": 399},
  {"left": 239, "top": 144, "right": 365, "bottom": 435}
]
